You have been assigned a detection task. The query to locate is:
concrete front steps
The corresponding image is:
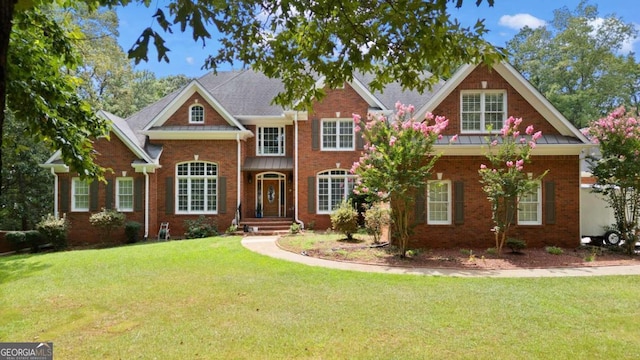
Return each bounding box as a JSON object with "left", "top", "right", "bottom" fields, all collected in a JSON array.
[{"left": 239, "top": 217, "right": 295, "bottom": 235}]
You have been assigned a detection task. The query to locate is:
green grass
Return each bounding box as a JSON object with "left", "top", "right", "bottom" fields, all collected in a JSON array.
[{"left": 1, "top": 236, "right": 640, "bottom": 359}]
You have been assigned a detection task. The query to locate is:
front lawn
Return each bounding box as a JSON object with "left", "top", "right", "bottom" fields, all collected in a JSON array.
[{"left": 1, "top": 236, "right": 640, "bottom": 359}]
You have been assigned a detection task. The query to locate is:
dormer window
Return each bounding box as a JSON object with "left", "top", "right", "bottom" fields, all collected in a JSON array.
[
  {"left": 190, "top": 104, "right": 204, "bottom": 124},
  {"left": 460, "top": 90, "right": 506, "bottom": 133}
]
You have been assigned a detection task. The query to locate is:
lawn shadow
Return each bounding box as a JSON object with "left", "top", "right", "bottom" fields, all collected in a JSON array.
[{"left": 0, "top": 255, "right": 51, "bottom": 285}]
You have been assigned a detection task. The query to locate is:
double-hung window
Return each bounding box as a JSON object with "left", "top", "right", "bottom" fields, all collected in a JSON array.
[
  {"left": 176, "top": 162, "right": 217, "bottom": 214},
  {"left": 460, "top": 90, "right": 506, "bottom": 132},
  {"left": 72, "top": 178, "right": 89, "bottom": 212},
  {"left": 257, "top": 126, "right": 285, "bottom": 155},
  {"left": 317, "top": 170, "right": 355, "bottom": 214},
  {"left": 116, "top": 178, "right": 134, "bottom": 212},
  {"left": 189, "top": 104, "right": 204, "bottom": 124},
  {"left": 322, "top": 119, "right": 354, "bottom": 150},
  {"left": 427, "top": 180, "right": 451, "bottom": 225},
  {"left": 518, "top": 182, "right": 542, "bottom": 225}
]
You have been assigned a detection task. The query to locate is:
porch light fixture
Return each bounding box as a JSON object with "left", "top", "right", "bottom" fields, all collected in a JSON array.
[
  {"left": 122, "top": 171, "right": 127, "bottom": 177},
  {"left": 481, "top": 81, "right": 488, "bottom": 89},
  {"left": 248, "top": 173, "right": 253, "bottom": 184},
  {"left": 335, "top": 112, "right": 341, "bottom": 118},
  {"left": 437, "top": 172, "right": 443, "bottom": 180}
]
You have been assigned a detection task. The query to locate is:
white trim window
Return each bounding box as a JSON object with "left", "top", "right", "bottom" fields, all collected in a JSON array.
[
  {"left": 460, "top": 90, "right": 506, "bottom": 133},
  {"left": 321, "top": 119, "right": 354, "bottom": 151},
  {"left": 176, "top": 161, "right": 217, "bottom": 214},
  {"left": 518, "top": 182, "right": 542, "bottom": 225},
  {"left": 317, "top": 170, "right": 356, "bottom": 214},
  {"left": 116, "top": 177, "right": 134, "bottom": 212},
  {"left": 189, "top": 104, "right": 205, "bottom": 124},
  {"left": 72, "top": 178, "right": 89, "bottom": 212},
  {"left": 257, "top": 126, "right": 285, "bottom": 156},
  {"left": 427, "top": 180, "right": 451, "bottom": 225}
]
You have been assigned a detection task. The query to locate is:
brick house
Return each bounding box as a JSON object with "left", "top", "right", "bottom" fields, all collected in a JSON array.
[{"left": 42, "top": 62, "right": 591, "bottom": 248}]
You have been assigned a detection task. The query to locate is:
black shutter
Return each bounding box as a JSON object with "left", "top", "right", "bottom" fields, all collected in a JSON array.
[
  {"left": 90, "top": 180, "right": 99, "bottom": 211},
  {"left": 545, "top": 181, "right": 556, "bottom": 224},
  {"left": 454, "top": 181, "right": 464, "bottom": 224},
  {"left": 219, "top": 177, "right": 227, "bottom": 214},
  {"left": 356, "top": 131, "right": 364, "bottom": 150},
  {"left": 414, "top": 190, "right": 426, "bottom": 224},
  {"left": 60, "top": 178, "right": 70, "bottom": 213},
  {"left": 134, "top": 178, "right": 143, "bottom": 212},
  {"left": 105, "top": 179, "right": 114, "bottom": 209},
  {"left": 311, "top": 119, "right": 320, "bottom": 150},
  {"left": 307, "top": 177, "right": 316, "bottom": 214},
  {"left": 165, "top": 177, "right": 174, "bottom": 214}
]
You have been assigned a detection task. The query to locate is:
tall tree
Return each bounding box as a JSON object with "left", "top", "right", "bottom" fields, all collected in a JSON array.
[{"left": 506, "top": 0, "right": 639, "bottom": 127}]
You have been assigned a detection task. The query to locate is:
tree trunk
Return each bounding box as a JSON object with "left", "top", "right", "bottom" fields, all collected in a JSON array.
[{"left": 0, "top": 1, "right": 17, "bottom": 196}]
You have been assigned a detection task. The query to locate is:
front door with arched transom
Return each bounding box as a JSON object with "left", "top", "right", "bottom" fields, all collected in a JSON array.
[{"left": 257, "top": 173, "right": 286, "bottom": 217}]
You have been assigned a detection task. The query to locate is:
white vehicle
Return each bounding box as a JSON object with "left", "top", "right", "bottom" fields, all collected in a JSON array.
[{"left": 580, "top": 183, "right": 621, "bottom": 245}]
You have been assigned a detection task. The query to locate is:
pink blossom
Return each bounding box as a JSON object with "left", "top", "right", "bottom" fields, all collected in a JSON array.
[
  {"left": 532, "top": 131, "right": 542, "bottom": 141},
  {"left": 506, "top": 161, "right": 514, "bottom": 168},
  {"left": 353, "top": 114, "right": 361, "bottom": 124},
  {"left": 529, "top": 141, "right": 536, "bottom": 149},
  {"left": 525, "top": 125, "right": 534, "bottom": 135},
  {"left": 513, "top": 131, "right": 520, "bottom": 138},
  {"left": 389, "top": 136, "right": 397, "bottom": 146},
  {"left": 407, "top": 104, "right": 415, "bottom": 114},
  {"left": 480, "top": 164, "right": 487, "bottom": 169},
  {"left": 491, "top": 140, "right": 498, "bottom": 146},
  {"left": 450, "top": 134, "right": 459, "bottom": 143},
  {"left": 513, "top": 117, "right": 523, "bottom": 127},
  {"left": 520, "top": 137, "right": 526, "bottom": 144},
  {"left": 354, "top": 125, "right": 361, "bottom": 133},
  {"left": 515, "top": 159, "right": 524, "bottom": 171}
]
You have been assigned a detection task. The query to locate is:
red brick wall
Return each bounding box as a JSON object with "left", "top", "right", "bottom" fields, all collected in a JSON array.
[
  {"left": 164, "top": 93, "right": 230, "bottom": 127},
  {"left": 433, "top": 65, "right": 560, "bottom": 136}
]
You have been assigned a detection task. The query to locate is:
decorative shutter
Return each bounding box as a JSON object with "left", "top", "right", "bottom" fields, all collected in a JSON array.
[
  {"left": 307, "top": 177, "right": 316, "bottom": 214},
  {"left": 165, "top": 177, "right": 174, "bottom": 214},
  {"left": 60, "top": 178, "right": 70, "bottom": 213},
  {"left": 219, "top": 177, "right": 227, "bottom": 214},
  {"left": 414, "top": 190, "right": 426, "bottom": 224},
  {"left": 356, "top": 131, "right": 364, "bottom": 150},
  {"left": 90, "top": 180, "right": 99, "bottom": 211},
  {"left": 105, "top": 179, "right": 114, "bottom": 209},
  {"left": 134, "top": 178, "right": 143, "bottom": 212},
  {"left": 545, "top": 181, "right": 556, "bottom": 224},
  {"left": 454, "top": 181, "right": 464, "bottom": 224},
  {"left": 311, "top": 119, "right": 320, "bottom": 150}
]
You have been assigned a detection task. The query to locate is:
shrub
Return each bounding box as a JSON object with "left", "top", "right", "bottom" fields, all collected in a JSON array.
[
  {"left": 364, "top": 203, "right": 391, "bottom": 244},
  {"left": 545, "top": 246, "right": 564, "bottom": 255},
  {"left": 289, "top": 222, "right": 301, "bottom": 234},
  {"left": 25, "top": 230, "right": 44, "bottom": 252},
  {"left": 330, "top": 200, "right": 358, "bottom": 240},
  {"left": 89, "top": 209, "right": 126, "bottom": 243},
  {"left": 306, "top": 221, "right": 315, "bottom": 231},
  {"left": 6, "top": 231, "right": 27, "bottom": 251},
  {"left": 124, "top": 221, "right": 142, "bottom": 244},
  {"left": 486, "top": 247, "right": 497, "bottom": 255},
  {"left": 184, "top": 216, "right": 218, "bottom": 239},
  {"left": 506, "top": 238, "right": 527, "bottom": 253},
  {"left": 36, "top": 214, "right": 68, "bottom": 250},
  {"left": 226, "top": 224, "right": 238, "bottom": 234}
]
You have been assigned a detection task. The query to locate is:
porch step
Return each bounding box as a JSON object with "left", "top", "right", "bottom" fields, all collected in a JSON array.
[{"left": 239, "top": 217, "right": 295, "bottom": 235}]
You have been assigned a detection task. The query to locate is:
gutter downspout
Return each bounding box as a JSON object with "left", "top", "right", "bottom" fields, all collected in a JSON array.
[
  {"left": 143, "top": 167, "right": 149, "bottom": 240},
  {"left": 51, "top": 168, "right": 59, "bottom": 219},
  {"left": 294, "top": 112, "right": 304, "bottom": 228},
  {"left": 237, "top": 133, "right": 241, "bottom": 224}
]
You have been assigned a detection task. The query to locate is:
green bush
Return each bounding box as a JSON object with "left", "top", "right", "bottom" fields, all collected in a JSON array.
[
  {"left": 364, "top": 203, "right": 391, "bottom": 244},
  {"left": 6, "top": 231, "right": 27, "bottom": 251},
  {"left": 506, "top": 238, "right": 527, "bottom": 253},
  {"left": 124, "top": 221, "right": 142, "bottom": 244},
  {"left": 545, "top": 246, "right": 564, "bottom": 255},
  {"left": 89, "top": 209, "right": 126, "bottom": 243},
  {"left": 289, "top": 222, "right": 301, "bottom": 234},
  {"left": 36, "top": 214, "right": 69, "bottom": 251},
  {"left": 330, "top": 200, "right": 358, "bottom": 241},
  {"left": 184, "top": 216, "right": 218, "bottom": 239},
  {"left": 25, "top": 230, "right": 44, "bottom": 252}
]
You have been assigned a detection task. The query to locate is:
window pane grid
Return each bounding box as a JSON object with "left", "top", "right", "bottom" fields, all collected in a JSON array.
[
  {"left": 73, "top": 179, "right": 89, "bottom": 211},
  {"left": 317, "top": 170, "right": 355, "bottom": 213},
  {"left": 258, "top": 127, "right": 285, "bottom": 155},
  {"left": 176, "top": 162, "right": 217, "bottom": 214},
  {"left": 428, "top": 182, "right": 450, "bottom": 224},
  {"left": 322, "top": 120, "right": 353, "bottom": 150},
  {"left": 117, "top": 178, "right": 134, "bottom": 211},
  {"left": 461, "top": 92, "right": 505, "bottom": 132},
  {"left": 190, "top": 105, "right": 204, "bottom": 123},
  {"left": 518, "top": 184, "right": 541, "bottom": 224}
]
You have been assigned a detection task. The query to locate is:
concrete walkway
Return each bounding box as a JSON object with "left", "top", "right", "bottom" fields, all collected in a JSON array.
[{"left": 241, "top": 236, "right": 640, "bottom": 278}]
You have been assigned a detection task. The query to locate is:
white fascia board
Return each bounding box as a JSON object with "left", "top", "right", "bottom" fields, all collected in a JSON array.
[
  {"left": 434, "top": 144, "right": 589, "bottom": 156},
  {"left": 349, "top": 76, "right": 387, "bottom": 110},
  {"left": 143, "top": 130, "right": 254, "bottom": 141},
  {"left": 39, "top": 162, "right": 70, "bottom": 173},
  {"left": 284, "top": 110, "right": 308, "bottom": 121}
]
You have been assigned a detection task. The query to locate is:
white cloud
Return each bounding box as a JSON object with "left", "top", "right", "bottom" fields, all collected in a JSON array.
[
  {"left": 186, "top": 57, "right": 195, "bottom": 65},
  {"left": 498, "top": 14, "right": 546, "bottom": 30},
  {"left": 589, "top": 18, "right": 639, "bottom": 54}
]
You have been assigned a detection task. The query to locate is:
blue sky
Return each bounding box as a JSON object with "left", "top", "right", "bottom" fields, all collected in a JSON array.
[{"left": 116, "top": 0, "right": 640, "bottom": 78}]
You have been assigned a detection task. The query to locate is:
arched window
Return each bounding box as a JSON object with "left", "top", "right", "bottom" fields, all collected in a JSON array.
[
  {"left": 176, "top": 161, "right": 217, "bottom": 214},
  {"left": 317, "top": 169, "right": 356, "bottom": 214},
  {"left": 189, "top": 104, "right": 204, "bottom": 123}
]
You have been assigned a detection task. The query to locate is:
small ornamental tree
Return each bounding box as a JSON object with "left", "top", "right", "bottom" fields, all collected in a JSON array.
[
  {"left": 585, "top": 107, "right": 640, "bottom": 255},
  {"left": 351, "top": 102, "right": 450, "bottom": 257},
  {"left": 89, "top": 208, "right": 125, "bottom": 243},
  {"left": 478, "top": 117, "right": 547, "bottom": 255}
]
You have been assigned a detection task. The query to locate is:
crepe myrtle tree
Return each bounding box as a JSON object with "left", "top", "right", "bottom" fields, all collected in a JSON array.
[
  {"left": 478, "top": 117, "right": 547, "bottom": 255},
  {"left": 350, "top": 102, "right": 452, "bottom": 257},
  {"left": 585, "top": 107, "right": 640, "bottom": 255}
]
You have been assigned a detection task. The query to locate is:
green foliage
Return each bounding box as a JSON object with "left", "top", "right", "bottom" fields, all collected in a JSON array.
[
  {"left": 36, "top": 214, "right": 68, "bottom": 250},
  {"left": 289, "top": 222, "right": 301, "bottom": 234},
  {"left": 506, "top": 238, "right": 527, "bottom": 253},
  {"left": 586, "top": 107, "right": 640, "bottom": 255},
  {"left": 184, "top": 216, "right": 218, "bottom": 239},
  {"left": 5, "top": 231, "right": 27, "bottom": 251},
  {"left": 330, "top": 201, "right": 358, "bottom": 241},
  {"left": 506, "top": 1, "right": 640, "bottom": 126},
  {"left": 478, "top": 117, "right": 548, "bottom": 255},
  {"left": 225, "top": 225, "right": 238, "bottom": 235},
  {"left": 545, "top": 246, "right": 564, "bottom": 255},
  {"left": 364, "top": 203, "right": 391, "bottom": 244},
  {"left": 486, "top": 247, "right": 497, "bottom": 255},
  {"left": 124, "top": 221, "right": 142, "bottom": 244},
  {"left": 89, "top": 209, "right": 126, "bottom": 242},
  {"left": 352, "top": 103, "right": 448, "bottom": 256}
]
